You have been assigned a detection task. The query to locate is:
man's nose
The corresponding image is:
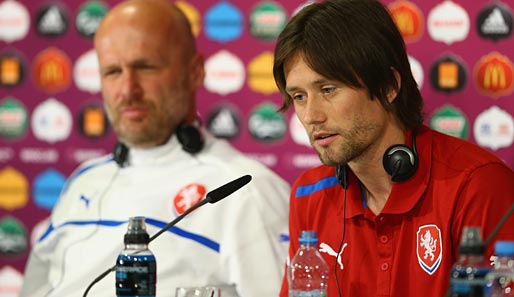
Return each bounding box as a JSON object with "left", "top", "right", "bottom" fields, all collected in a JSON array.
[
  {"left": 119, "top": 70, "right": 142, "bottom": 98},
  {"left": 302, "top": 96, "right": 326, "bottom": 124}
]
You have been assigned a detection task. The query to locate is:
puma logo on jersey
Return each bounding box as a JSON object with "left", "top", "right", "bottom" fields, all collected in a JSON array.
[
  {"left": 319, "top": 241, "right": 348, "bottom": 270},
  {"left": 80, "top": 194, "right": 90, "bottom": 207}
]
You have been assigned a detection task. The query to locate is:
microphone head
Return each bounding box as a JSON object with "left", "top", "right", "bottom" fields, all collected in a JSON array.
[{"left": 206, "top": 175, "right": 252, "bottom": 204}]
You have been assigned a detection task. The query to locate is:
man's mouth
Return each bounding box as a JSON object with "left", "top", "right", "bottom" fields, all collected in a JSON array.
[
  {"left": 120, "top": 106, "right": 149, "bottom": 119},
  {"left": 313, "top": 132, "right": 337, "bottom": 146}
]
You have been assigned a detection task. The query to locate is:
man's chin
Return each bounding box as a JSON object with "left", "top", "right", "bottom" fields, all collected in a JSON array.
[
  {"left": 117, "top": 131, "right": 154, "bottom": 148},
  {"left": 320, "top": 158, "right": 338, "bottom": 167},
  {"left": 316, "top": 149, "right": 348, "bottom": 167},
  {"left": 317, "top": 152, "right": 337, "bottom": 167},
  {"left": 122, "top": 138, "right": 158, "bottom": 149}
]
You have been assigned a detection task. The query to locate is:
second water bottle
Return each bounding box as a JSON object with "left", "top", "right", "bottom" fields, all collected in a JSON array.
[
  {"left": 288, "top": 230, "right": 329, "bottom": 297},
  {"left": 485, "top": 240, "right": 514, "bottom": 296}
]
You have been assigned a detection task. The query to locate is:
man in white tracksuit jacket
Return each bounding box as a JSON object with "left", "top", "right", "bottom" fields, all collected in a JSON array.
[
  {"left": 20, "top": 130, "right": 290, "bottom": 297},
  {"left": 19, "top": 0, "right": 290, "bottom": 296}
]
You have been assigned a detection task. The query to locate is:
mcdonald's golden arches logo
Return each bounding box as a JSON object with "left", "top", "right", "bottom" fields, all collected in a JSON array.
[
  {"left": 32, "top": 47, "right": 72, "bottom": 94},
  {"left": 474, "top": 51, "right": 514, "bottom": 99},
  {"left": 388, "top": 0, "right": 424, "bottom": 43}
]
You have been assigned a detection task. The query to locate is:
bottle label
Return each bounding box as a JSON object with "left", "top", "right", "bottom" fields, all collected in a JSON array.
[
  {"left": 116, "top": 254, "right": 156, "bottom": 296},
  {"left": 449, "top": 266, "right": 489, "bottom": 296},
  {"left": 290, "top": 289, "right": 327, "bottom": 297}
]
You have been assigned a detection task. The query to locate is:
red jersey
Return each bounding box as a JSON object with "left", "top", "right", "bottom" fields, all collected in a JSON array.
[{"left": 280, "top": 125, "right": 514, "bottom": 297}]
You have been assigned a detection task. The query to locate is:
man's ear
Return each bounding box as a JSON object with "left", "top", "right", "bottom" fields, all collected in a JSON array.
[
  {"left": 190, "top": 53, "right": 205, "bottom": 90},
  {"left": 387, "top": 67, "right": 401, "bottom": 103}
]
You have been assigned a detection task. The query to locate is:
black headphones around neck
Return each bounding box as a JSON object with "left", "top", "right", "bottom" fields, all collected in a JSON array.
[
  {"left": 382, "top": 131, "right": 418, "bottom": 182},
  {"left": 336, "top": 131, "right": 418, "bottom": 189},
  {"left": 113, "top": 122, "right": 205, "bottom": 168}
]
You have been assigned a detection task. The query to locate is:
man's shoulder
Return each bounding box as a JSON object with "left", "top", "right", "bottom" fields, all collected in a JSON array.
[
  {"left": 72, "top": 154, "right": 117, "bottom": 177},
  {"left": 292, "top": 165, "right": 335, "bottom": 188},
  {"left": 62, "top": 154, "right": 117, "bottom": 190},
  {"left": 428, "top": 127, "right": 506, "bottom": 167}
]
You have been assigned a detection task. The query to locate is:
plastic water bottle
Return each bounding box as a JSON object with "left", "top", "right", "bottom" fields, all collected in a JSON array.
[
  {"left": 448, "top": 226, "right": 490, "bottom": 297},
  {"left": 485, "top": 241, "right": 514, "bottom": 296},
  {"left": 288, "top": 230, "right": 329, "bottom": 297},
  {"left": 115, "top": 216, "right": 156, "bottom": 297}
]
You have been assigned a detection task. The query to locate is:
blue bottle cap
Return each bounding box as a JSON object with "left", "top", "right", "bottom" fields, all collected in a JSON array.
[
  {"left": 299, "top": 230, "right": 318, "bottom": 244},
  {"left": 494, "top": 241, "right": 514, "bottom": 256}
]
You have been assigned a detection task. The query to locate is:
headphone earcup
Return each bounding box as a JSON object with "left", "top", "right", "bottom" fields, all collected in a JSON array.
[
  {"left": 177, "top": 123, "right": 204, "bottom": 154},
  {"left": 382, "top": 144, "right": 418, "bottom": 182},
  {"left": 113, "top": 141, "right": 129, "bottom": 168},
  {"left": 335, "top": 164, "right": 348, "bottom": 190}
]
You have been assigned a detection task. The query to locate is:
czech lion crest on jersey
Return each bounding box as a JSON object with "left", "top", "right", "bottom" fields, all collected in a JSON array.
[
  {"left": 173, "top": 183, "right": 206, "bottom": 215},
  {"left": 416, "top": 224, "right": 442, "bottom": 275}
]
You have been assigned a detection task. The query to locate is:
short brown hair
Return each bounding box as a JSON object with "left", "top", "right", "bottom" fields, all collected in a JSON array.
[{"left": 273, "top": 0, "right": 424, "bottom": 130}]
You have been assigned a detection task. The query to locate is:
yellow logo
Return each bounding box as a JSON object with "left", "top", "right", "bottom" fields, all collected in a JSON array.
[
  {"left": 1, "top": 56, "right": 21, "bottom": 85},
  {"left": 83, "top": 106, "right": 105, "bottom": 137},
  {"left": 176, "top": 0, "right": 201, "bottom": 37},
  {"left": 484, "top": 64, "right": 506, "bottom": 89},
  {"left": 388, "top": 0, "right": 424, "bottom": 43},
  {"left": 247, "top": 51, "right": 278, "bottom": 95},
  {"left": 0, "top": 166, "right": 28, "bottom": 211},
  {"left": 438, "top": 62, "right": 459, "bottom": 88},
  {"left": 474, "top": 51, "right": 514, "bottom": 98},
  {"left": 32, "top": 47, "right": 72, "bottom": 93}
]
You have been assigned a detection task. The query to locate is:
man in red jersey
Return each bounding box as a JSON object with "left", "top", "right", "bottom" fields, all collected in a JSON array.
[{"left": 272, "top": 0, "right": 514, "bottom": 296}]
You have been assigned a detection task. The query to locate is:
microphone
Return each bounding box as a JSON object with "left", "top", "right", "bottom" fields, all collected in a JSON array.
[
  {"left": 149, "top": 174, "right": 251, "bottom": 241},
  {"left": 82, "top": 174, "right": 252, "bottom": 297},
  {"left": 205, "top": 174, "right": 252, "bottom": 203}
]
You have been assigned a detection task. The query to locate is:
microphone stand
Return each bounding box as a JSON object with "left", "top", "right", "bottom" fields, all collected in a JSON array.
[
  {"left": 82, "top": 175, "right": 251, "bottom": 297},
  {"left": 484, "top": 202, "right": 514, "bottom": 246}
]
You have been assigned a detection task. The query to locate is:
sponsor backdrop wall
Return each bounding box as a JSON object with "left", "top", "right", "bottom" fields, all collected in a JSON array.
[{"left": 1, "top": 0, "right": 513, "bottom": 294}]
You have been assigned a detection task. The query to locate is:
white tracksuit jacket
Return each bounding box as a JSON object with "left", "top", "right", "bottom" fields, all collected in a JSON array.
[{"left": 19, "top": 131, "right": 290, "bottom": 297}]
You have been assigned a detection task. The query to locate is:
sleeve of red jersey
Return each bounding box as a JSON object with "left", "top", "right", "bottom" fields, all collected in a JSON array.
[{"left": 450, "top": 162, "right": 514, "bottom": 258}]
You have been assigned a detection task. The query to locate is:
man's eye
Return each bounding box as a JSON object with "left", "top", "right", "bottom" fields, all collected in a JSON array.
[
  {"left": 322, "top": 87, "right": 335, "bottom": 94},
  {"left": 136, "top": 64, "right": 156, "bottom": 70},
  {"left": 103, "top": 69, "right": 120, "bottom": 77},
  {"left": 292, "top": 94, "right": 306, "bottom": 101}
]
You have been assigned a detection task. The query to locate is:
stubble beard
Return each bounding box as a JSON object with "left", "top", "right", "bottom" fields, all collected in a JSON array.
[
  {"left": 106, "top": 101, "right": 173, "bottom": 149},
  {"left": 315, "top": 141, "right": 359, "bottom": 167},
  {"left": 105, "top": 77, "right": 190, "bottom": 149},
  {"left": 313, "top": 126, "right": 373, "bottom": 167}
]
